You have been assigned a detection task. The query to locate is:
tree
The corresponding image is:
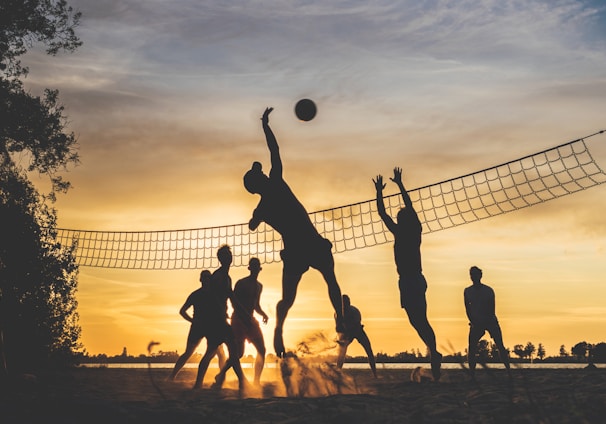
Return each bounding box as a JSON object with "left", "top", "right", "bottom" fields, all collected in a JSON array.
[
  {"left": 592, "top": 343, "right": 606, "bottom": 363},
  {"left": 476, "top": 339, "right": 490, "bottom": 362},
  {"left": 513, "top": 344, "right": 526, "bottom": 360},
  {"left": 571, "top": 341, "right": 589, "bottom": 361},
  {"left": 559, "top": 345, "right": 568, "bottom": 357},
  {"left": 1, "top": 0, "right": 82, "bottom": 378},
  {"left": 536, "top": 343, "right": 546, "bottom": 361},
  {"left": 524, "top": 342, "right": 536, "bottom": 362}
]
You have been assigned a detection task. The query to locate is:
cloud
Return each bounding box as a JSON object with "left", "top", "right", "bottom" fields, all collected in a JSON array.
[{"left": 16, "top": 0, "right": 606, "bottom": 355}]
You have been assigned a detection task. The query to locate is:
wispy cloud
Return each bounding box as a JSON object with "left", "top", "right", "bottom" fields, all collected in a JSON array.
[{"left": 18, "top": 0, "right": 606, "bottom": 354}]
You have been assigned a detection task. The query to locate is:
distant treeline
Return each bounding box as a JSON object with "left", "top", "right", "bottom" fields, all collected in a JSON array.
[{"left": 75, "top": 340, "right": 606, "bottom": 365}]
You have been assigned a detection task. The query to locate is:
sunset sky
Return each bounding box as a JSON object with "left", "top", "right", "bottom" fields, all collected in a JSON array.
[{"left": 23, "top": 0, "right": 606, "bottom": 359}]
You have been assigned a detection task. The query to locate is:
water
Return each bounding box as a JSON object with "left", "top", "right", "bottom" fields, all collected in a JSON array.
[{"left": 83, "top": 362, "right": 596, "bottom": 370}]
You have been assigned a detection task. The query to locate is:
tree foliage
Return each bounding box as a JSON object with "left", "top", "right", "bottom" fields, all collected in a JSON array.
[
  {"left": 513, "top": 344, "right": 526, "bottom": 360},
  {"left": 512, "top": 342, "right": 536, "bottom": 361},
  {"left": 592, "top": 343, "right": 606, "bottom": 363},
  {"left": 1, "top": 0, "right": 82, "bottom": 375},
  {"left": 0, "top": 0, "right": 82, "bottom": 78},
  {"left": 571, "top": 341, "right": 590, "bottom": 360},
  {"left": 537, "top": 343, "right": 546, "bottom": 361},
  {"left": 524, "top": 342, "right": 535, "bottom": 361}
]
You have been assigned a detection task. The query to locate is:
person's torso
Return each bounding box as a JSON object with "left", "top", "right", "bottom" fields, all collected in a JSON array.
[
  {"left": 465, "top": 284, "right": 496, "bottom": 320},
  {"left": 344, "top": 305, "right": 363, "bottom": 331},
  {"left": 256, "top": 177, "right": 318, "bottom": 245},
  {"left": 209, "top": 268, "right": 232, "bottom": 319},
  {"left": 393, "top": 215, "right": 423, "bottom": 275},
  {"left": 232, "top": 276, "right": 260, "bottom": 318},
  {"left": 189, "top": 288, "right": 215, "bottom": 323}
]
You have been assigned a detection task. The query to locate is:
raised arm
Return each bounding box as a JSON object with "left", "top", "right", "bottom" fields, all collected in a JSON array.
[
  {"left": 373, "top": 175, "right": 397, "bottom": 233},
  {"left": 261, "top": 107, "right": 282, "bottom": 178},
  {"left": 390, "top": 167, "right": 414, "bottom": 211},
  {"left": 249, "top": 212, "right": 261, "bottom": 231}
]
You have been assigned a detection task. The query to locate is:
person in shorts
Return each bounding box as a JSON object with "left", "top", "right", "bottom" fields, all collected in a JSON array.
[
  {"left": 214, "top": 257, "right": 268, "bottom": 386},
  {"left": 169, "top": 269, "right": 226, "bottom": 380},
  {"left": 464, "top": 266, "right": 511, "bottom": 378},
  {"left": 191, "top": 245, "right": 248, "bottom": 391},
  {"left": 336, "top": 294, "right": 377, "bottom": 378},
  {"left": 374, "top": 167, "right": 442, "bottom": 381},
  {"left": 243, "top": 107, "right": 344, "bottom": 357}
]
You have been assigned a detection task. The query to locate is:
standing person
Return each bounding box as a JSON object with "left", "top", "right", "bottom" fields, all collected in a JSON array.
[
  {"left": 214, "top": 257, "right": 269, "bottom": 387},
  {"left": 336, "top": 294, "right": 377, "bottom": 378},
  {"left": 169, "top": 269, "right": 226, "bottom": 380},
  {"left": 192, "top": 245, "right": 248, "bottom": 391},
  {"left": 243, "top": 107, "right": 344, "bottom": 357},
  {"left": 464, "top": 266, "right": 511, "bottom": 378},
  {"left": 373, "top": 167, "right": 442, "bottom": 381}
]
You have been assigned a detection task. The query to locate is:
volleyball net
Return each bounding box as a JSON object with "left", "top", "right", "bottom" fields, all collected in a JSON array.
[{"left": 56, "top": 131, "right": 606, "bottom": 269}]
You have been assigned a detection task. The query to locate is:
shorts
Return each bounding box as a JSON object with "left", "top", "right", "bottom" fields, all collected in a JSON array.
[
  {"left": 470, "top": 319, "right": 503, "bottom": 341},
  {"left": 340, "top": 325, "right": 364, "bottom": 344},
  {"left": 398, "top": 274, "right": 428, "bottom": 309},
  {"left": 231, "top": 315, "right": 264, "bottom": 357},
  {"left": 205, "top": 320, "right": 235, "bottom": 346},
  {"left": 280, "top": 236, "right": 334, "bottom": 275},
  {"left": 186, "top": 321, "right": 209, "bottom": 346}
]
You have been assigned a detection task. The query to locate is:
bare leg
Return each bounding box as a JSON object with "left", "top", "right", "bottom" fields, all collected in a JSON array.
[
  {"left": 357, "top": 331, "right": 377, "bottom": 378},
  {"left": 318, "top": 265, "right": 344, "bottom": 326},
  {"left": 214, "top": 324, "right": 247, "bottom": 388},
  {"left": 213, "top": 357, "right": 230, "bottom": 389},
  {"left": 490, "top": 327, "right": 511, "bottom": 374},
  {"left": 213, "top": 331, "right": 249, "bottom": 391},
  {"left": 216, "top": 344, "right": 227, "bottom": 369},
  {"left": 170, "top": 342, "right": 199, "bottom": 380},
  {"left": 251, "top": 337, "right": 266, "bottom": 385},
  {"left": 336, "top": 339, "right": 350, "bottom": 369},
  {"left": 404, "top": 302, "right": 437, "bottom": 354},
  {"left": 404, "top": 300, "right": 441, "bottom": 380},
  {"left": 224, "top": 337, "right": 249, "bottom": 391},
  {"left": 274, "top": 271, "right": 302, "bottom": 357},
  {"left": 468, "top": 327, "right": 484, "bottom": 378},
  {"left": 194, "top": 341, "right": 221, "bottom": 389}
]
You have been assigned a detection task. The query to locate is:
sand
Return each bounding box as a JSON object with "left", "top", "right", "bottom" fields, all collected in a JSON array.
[{"left": 2, "top": 364, "right": 605, "bottom": 423}]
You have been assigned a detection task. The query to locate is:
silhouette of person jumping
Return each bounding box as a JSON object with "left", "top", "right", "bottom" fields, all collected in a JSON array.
[
  {"left": 243, "top": 107, "right": 344, "bottom": 357},
  {"left": 336, "top": 294, "right": 377, "bottom": 378},
  {"left": 214, "top": 257, "right": 269, "bottom": 387},
  {"left": 464, "top": 266, "right": 511, "bottom": 378},
  {"left": 169, "top": 269, "right": 226, "bottom": 381},
  {"left": 373, "top": 167, "right": 442, "bottom": 381}
]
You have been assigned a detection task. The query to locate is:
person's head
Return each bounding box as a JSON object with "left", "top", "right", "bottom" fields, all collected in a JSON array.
[
  {"left": 199, "top": 269, "right": 212, "bottom": 286},
  {"left": 396, "top": 207, "right": 414, "bottom": 224},
  {"left": 243, "top": 161, "right": 268, "bottom": 194},
  {"left": 248, "top": 257, "right": 261, "bottom": 274},
  {"left": 342, "top": 294, "right": 351, "bottom": 309},
  {"left": 217, "top": 245, "right": 232, "bottom": 267},
  {"left": 469, "top": 266, "right": 482, "bottom": 283}
]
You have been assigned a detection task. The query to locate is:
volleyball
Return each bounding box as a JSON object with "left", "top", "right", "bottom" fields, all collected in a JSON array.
[{"left": 295, "top": 98, "right": 317, "bottom": 121}]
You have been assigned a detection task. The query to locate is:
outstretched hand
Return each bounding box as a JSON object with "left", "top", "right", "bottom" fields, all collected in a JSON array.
[
  {"left": 390, "top": 167, "right": 403, "bottom": 185},
  {"left": 373, "top": 175, "right": 385, "bottom": 191},
  {"left": 261, "top": 107, "right": 273, "bottom": 125}
]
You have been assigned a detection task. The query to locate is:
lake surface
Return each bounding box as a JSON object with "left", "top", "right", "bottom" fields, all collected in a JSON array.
[{"left": 85, "top": 362, "right": 597, "bottom": 370}]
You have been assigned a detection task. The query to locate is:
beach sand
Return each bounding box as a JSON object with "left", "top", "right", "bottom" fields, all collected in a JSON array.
[{"left": 2, "top": 364, "right": 605, "bottom": 423}]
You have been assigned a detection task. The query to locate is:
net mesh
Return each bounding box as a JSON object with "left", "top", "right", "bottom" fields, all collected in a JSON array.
[{"left": 56, "top": 134, "right": 606, "bottom": 269}]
